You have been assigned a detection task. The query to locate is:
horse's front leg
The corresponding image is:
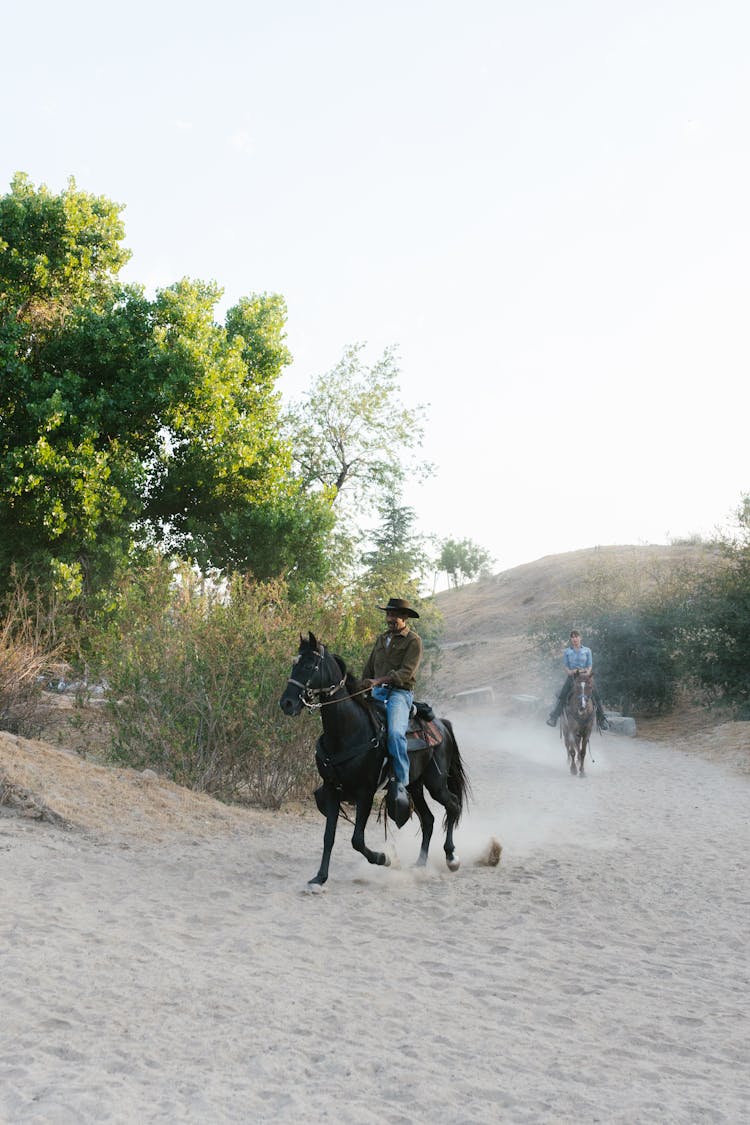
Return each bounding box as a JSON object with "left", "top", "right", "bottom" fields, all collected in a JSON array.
[
  {"left": 410, "top": 781, "right": 434, "bottom": 867},
  {"left": 310, "top": 784, "right": 340, "bottom": 887},
  {"left": 443, "top": 811, "right": 461, "bottom": 871},
  {"left": 351, "top": 792, "right": 390, "bottom": 868},
  {"left": 567, "top": 737, "right": 577, "bottom": 775}
]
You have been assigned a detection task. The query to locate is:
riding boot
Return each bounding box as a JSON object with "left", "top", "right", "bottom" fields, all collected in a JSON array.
[
  {"left": 547, "top": 679, "right": 571, "bottom": 727},
  {"left": 387, "top": 777, "right": 411, "bottom": 828}
]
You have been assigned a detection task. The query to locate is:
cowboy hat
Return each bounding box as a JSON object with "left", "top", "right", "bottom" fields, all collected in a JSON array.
[{"left": 377, "top": 597, "right": 420, "bottom": 619}]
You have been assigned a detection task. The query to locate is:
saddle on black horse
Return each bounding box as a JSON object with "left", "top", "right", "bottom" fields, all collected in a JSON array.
[
  {"left": 281, "top": 634, "right": 470, "bottom": 881},
  {"left": 315, "top": 699, "right": 442, "bottom": 787},
  {"left": 314, "top": 699, "right": 445, "bottom": 826},
  {"left": 405, "top": 700, "right": 442, "bottom": 750}
]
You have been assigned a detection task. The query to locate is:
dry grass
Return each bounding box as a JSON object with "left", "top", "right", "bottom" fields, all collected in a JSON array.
[{"left": 0, "top": 729, "right": 255, "bottom": 839}]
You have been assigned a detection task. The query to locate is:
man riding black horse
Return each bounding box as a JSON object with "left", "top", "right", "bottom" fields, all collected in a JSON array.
[{"left": 361, "top": 597, "right": 423, "bottom": 813}]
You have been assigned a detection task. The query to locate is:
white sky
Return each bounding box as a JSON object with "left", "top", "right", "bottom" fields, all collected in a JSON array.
[{"left": 3, "top": 0, "right": 749, "bottom": 576}]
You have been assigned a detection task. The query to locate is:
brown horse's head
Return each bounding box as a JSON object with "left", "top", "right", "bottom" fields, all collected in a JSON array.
[{"left": 568, "top": 670, "right": 595, "bottom": 719}]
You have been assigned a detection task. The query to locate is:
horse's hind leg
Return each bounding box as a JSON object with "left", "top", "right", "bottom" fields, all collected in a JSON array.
[
  {"left": 409, "top": 781, "right": 434, "bottom": 867},
  {"left": 351, "top": 793, "right": 390, "bottom": 868},
  {"left": 423, "top": 760, "right": 461, "bottom": 872}
]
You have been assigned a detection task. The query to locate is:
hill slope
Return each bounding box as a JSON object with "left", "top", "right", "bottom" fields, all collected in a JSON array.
[{"left": 430, "top": 543, "right": 723, "bottom": 707}]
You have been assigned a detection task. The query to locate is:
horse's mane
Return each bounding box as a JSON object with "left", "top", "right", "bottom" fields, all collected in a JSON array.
[{"left": 332, "top": 653, "right": 372, "bottom": 714}]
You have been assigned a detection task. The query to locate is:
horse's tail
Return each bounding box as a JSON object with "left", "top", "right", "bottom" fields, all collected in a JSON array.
[{"left": 442, "top": 718, "right": 472, "bottom": 827}]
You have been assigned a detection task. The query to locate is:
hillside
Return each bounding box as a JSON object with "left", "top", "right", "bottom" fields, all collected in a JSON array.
[{"left": 430, "top": 542, "right": 724, "bottom": 714}]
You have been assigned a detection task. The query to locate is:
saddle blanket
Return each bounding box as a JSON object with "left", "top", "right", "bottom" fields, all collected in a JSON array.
[{"left": 406, "top": 717, "right": 442, "bottom": 751}]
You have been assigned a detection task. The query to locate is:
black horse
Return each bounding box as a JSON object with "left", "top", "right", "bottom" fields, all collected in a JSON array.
[{"left": 279, "top": 632, "right": 470, "bottom": 888}]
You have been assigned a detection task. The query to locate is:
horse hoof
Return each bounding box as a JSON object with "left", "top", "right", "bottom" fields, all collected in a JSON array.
[
  {"left": 305, "top": 881, "right": 327, "bottom": 895},
  {"left": 446, "top": 855, "right": 461, "bottom": 872},
  {"left": 382, "top": 854, "right": 391, "bottom": 867}
]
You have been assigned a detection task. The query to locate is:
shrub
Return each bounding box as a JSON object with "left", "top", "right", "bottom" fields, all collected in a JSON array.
[
  {"left": 683, "top": 551, "right": 750, "bottom": 708},
  {"left": 0, "top": 576, "right": 63, "bottom": 735},
  {"left": 534, "top": 551, "right": 713, "bottom": 716},
  {"left": 91, "top": 558, "right": 444, "bottom": 806},
  {"left": 584, "top": 609, "right": 682, "bottom": 715},
  {"left": 93, "top": 564, "right": 319, "bottom": 804}
]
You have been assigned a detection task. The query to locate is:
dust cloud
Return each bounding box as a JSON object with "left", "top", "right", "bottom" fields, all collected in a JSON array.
[{"left": 444, "top": 708, "right": 619, "bottom": 863}]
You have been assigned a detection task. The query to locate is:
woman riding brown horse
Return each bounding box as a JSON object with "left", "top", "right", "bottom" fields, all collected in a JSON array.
[{"left": 561, "top": 669, "right": 596, "bottom": 776}]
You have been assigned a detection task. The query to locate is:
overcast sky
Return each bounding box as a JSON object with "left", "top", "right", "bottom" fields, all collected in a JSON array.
[{"left": 3, "top": 0, "right": 749, "bottom": 576}]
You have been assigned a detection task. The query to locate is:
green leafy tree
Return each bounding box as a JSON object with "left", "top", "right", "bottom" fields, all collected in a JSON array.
[
  {"left": 0, "top": 172, "right": 130, "bottom": 316},
  {"left": 354, "top": 502, "right": 442, "bottom": 687},
  {"left": 361, "top": 500, "right": 430, "bottom": 593},
  {"left": 437, "top": 537, "right": 494, "bottom": 588},
  {"left": 284, "top": 343, "right": 433, "bottom": 514},
  {"left": 0, "top": 174, "right": 334, "bottom": 600}
]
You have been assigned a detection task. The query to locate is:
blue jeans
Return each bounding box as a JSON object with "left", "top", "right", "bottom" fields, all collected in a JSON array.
[{"left": 371, "top": 686, "right": 413, "bottom": 786}]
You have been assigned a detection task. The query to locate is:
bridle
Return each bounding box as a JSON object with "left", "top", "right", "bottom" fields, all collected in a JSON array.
[
  {"left": 286, "top": 644, "right": 376, "bottom": 710},
  {"left": 572, "top": 673, "right": 594, "bottom": 712},
  {"left": 286, "top": 645, "right": 348, "bottom": 710}
]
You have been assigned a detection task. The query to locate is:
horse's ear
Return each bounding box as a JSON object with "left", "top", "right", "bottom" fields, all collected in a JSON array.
[{"left": 308, "top": 631, "right": 318, "bottom": 649}]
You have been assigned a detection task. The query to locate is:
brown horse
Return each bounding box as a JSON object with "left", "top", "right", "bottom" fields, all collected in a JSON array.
[{"left": 561, "top": 670, "right": 595, "bottom": 776}]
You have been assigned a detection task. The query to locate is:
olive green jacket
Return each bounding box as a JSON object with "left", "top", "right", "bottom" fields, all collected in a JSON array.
[{"left": 362, "top": 627, "right": 423, "bottom": 691}]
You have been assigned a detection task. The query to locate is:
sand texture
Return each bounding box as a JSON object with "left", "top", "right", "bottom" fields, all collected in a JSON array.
[{"left": 2, "top": 709, "right": 748, "bottom": 1124}]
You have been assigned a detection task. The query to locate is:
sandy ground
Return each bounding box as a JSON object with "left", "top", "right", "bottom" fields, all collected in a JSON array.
[{"left": 2, "top": 710, "right": 748, "bottom": 1124}]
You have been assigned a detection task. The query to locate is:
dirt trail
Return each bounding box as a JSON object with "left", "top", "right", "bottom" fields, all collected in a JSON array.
[{"left": 2, "top": 713, "right": 748, "bottom": 1124}]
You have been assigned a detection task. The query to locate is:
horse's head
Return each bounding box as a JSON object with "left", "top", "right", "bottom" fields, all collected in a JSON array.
[
  {"left": 570, "top": 670, "right": 594, "bottom": 715},
  {"left": 279, "top": 632, "right": 339, "bottom": 716}
]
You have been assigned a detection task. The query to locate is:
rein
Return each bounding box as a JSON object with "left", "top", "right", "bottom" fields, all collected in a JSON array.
[
  {"left": 286, "top": 674, "right": 347, "bottom": 708},
  {"left": 301, "top": 683, "right": 348, "bottom": 710},
  {"left": 302, "top": 684, "right": 374, "bottom": 710}
]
